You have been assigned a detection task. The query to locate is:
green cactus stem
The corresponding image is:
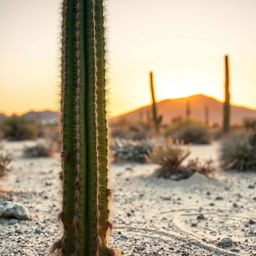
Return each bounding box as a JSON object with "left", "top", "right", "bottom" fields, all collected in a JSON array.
[
  {"left": 58, "top": 0, "right": 116, "bottom": 255},
  {"left": 223, "top": 55, "right": 231, "bottom": 133},
  {"left": 149, "top": 71, "right": 162, "bottom": 133}
]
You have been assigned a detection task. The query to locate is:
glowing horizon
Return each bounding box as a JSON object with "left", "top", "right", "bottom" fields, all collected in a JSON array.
[{"left": 1, "top": 0, "right": 256, "bottom": 116}]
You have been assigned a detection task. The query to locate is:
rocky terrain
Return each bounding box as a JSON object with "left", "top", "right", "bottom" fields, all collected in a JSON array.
[{"left": 0, "top": 141, "right": 255, "bottom": 255}]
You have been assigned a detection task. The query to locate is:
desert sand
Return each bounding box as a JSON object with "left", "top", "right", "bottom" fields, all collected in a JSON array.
[{"left": 0, "top": 141, "right": 255, "bottom": 255}]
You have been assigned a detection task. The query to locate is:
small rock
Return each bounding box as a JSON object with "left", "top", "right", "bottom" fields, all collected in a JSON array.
[
  {"left": 9, "top": 218, "right": 19, "bottom": 225},
  {"left": 249, "top": 219, "right": 256, "bottom": 225},
  {"left": 191, "top": 223, "right": 197, "bottom": 227},
  {"left": 218, "top": 237, "right": 233, "bottom": 248},
  {"left": 248, "top": 185, "right": 255, "bottom": 189},
  {"left": 197, "top": 214, "right": 206, "bottom": 220},
  {"left": 215, "top": 196, "right": 224, "bottom": 200},
  {"left": 233, "top": 203, "right": 239, "bottom": 208},
  {"left": 0, "top": 201, "right": 30, "bottom": 220}
]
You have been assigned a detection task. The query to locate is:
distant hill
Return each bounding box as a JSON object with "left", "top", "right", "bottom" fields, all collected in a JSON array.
[
  {"left": 21, "top": 111, "right": 59, "bottom": 123},
  {"left": 111, "top": 94, "right": 256, "bottom": 126}
]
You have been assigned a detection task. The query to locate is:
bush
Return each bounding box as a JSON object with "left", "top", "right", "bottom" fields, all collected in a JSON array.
[
  {"left": 111, "top": 139, "right": 153, "bottom": 163},
  {"left": 111, "top": 120, "right": 151, "bottom": 140},
  {"left": 1, "top": 116, "right": 38, "bottom": 141},
  {"left": 220, "top": 133, "right": 256, "bottom": 171},
  {"left": 22, "top": 142, "right": 54, "bottom": 158},
  {"left": 165, "top": 120, "right": 211, "bottom": 144},
  {"left": 0, "top": 146, "right": 12, "bottom": 177},
  {"left": 147, "top": 141, "right": 216, "bottom": 179},
  {"left": 146, "top": 142, "right": 191, "bottom": 178}
]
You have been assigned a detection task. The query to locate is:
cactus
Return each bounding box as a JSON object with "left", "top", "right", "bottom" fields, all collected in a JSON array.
[
  {"left": 149, "top": 71, "right": 162, "bottom": 133},
  {"left": 204, "top": 105, "right": 209, "bottom": 127},
  {"left": 186, "top": 101, "right": 191, "bottom": 120},
  {"left": 55, "top": 0, "right": 116, "bottom": 255},
  {"left": 223, "top": 55, "right": 231, "bottom": 133}
]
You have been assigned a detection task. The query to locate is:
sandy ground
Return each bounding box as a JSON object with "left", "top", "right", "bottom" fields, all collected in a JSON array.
[{"left": 0, "top": 141, "right": 256, "bottom": 255}]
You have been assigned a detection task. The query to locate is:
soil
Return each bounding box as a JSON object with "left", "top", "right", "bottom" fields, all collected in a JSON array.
[{"left": 0, "top": 141, "right": 255, "bottom": 255}]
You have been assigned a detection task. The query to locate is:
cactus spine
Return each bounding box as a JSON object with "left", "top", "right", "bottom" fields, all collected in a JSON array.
[
  {"left": 60, "top": 0, "right": 113, "bottom": 255},
  {"left": 223, "top": 55, "right": 231, "bottom": 133},
  {"left": 149, "top": 71, "right": 162, "bottom": 133}
]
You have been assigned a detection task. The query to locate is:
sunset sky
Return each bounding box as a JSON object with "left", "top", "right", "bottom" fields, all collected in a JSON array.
[{"left": 0, "top": 0, "right": 256, "bottom": 116}]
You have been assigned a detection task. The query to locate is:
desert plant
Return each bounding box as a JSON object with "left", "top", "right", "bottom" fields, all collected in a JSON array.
[
  {"left": 186, "top": 101, "right": 191, "bottom": 120},
  {"left": 223, "top": 55, "right": 231, "bottom": 133},
  {"left": 243, "top": 118, "right": 256, "bottom": 131},
  {"left": 52, "top": 1, "right": 117, "bottom": 255},
  {"left": 22, "top": 142, "right": 53, "bottom": 158},
  {"left": 147, "top": 142, "right": 191, "bottom": 178},
  {"left": 204, "top": 106, "right": 209, "bottom": 127},
  {"left": 220, "top": 133, "right": 256, "bottom": 171},
  {"left": 166, "top": 120, "right": 211, "bottom": 144},
  {"left": 186, "top": 158, "right": 216, "bottom": 176},
  {"left": 149, "top": 71, "right": 162, "bottom": 133},
  {"left": 111, "top": 138, "right": 153, "bottom": 163},
  {"left": 0, "top": 146, "right": 12, "bottom": 177},
  {"left": 1, "top": 116, "right": 38, "bottom": 141}
]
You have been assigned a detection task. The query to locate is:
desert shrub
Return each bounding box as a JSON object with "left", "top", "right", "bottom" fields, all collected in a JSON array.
[
  {"left": 147, "top": 141, "right": 216, "bottom": 179},
  {"left": 111, "top": 139, "right": 153, "bottom": 163},
  {"left": 111, "top": 120, "right": 151, "bottom": 140},
  {"left": 165, "top": 120, "right": 211, "bottom": 144},
  {"left": 186, "top": 158, "right": 216, "bottom": 176},
  {"left": 1, "top": 116, "right": 38, "bottom": 141},
  {"left": 220, "top": 133, "right": 256, "bottom": 171},
  {"left": 23, "top": 142, "right": 54, "bottom": 158},
  {"left": 243, "top": 118, "right": 256, "bottom": 131},
  {"left": 0, "top": 147, "right": 12, "bottom": 177},
  {"left": 147, "top": 142, "right": 191, "bottom": 178}
]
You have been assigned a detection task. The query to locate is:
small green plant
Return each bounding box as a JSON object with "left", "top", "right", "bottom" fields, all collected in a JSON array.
[
  {"left": 243, "top": 118, "right": 256, "bottom": 131},
  {"left": 1, "top": 116, "right": 38, "bottom": 141},
  {"left": 223, "top": 55, "right": 231, "bottom": 133},
  {"left": 165, "top": 120, "right": 211, "bottom": 144},
  {"left": 149, "top": 71, "right": 162, "bottom": 133},
  {"left": 220, "top": 133, "right": 256, "bottom": 171},
  {"left": 0, "top": 146, "right": 12, "bottom": 177}
]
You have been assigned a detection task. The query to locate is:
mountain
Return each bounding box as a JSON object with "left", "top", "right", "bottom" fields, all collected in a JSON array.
[
  {"left": 21, "top": 111, "right": 59, "bottom": 123},
  {"left": 111, "top": 94, "right": 256, "bottom": 126}
]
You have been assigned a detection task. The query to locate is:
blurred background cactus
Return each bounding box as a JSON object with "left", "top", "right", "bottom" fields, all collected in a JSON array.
[
  {"left": 149, "top": 71, "right": 162, "bottom": 133},
  {"left": 223, "top": 55, "right": 231, "bottom": 133},
  {"left": 58, "top": 0, "right": 114, "bottom": 255},
  {"left": 185, "top": 101, "right": 191, "bottom": 121}
]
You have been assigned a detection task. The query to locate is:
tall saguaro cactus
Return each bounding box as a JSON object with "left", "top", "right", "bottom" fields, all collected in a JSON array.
[
  {"left": 223, "top": 55, "right": 231, "bottom": 133},
  {"left": 149, "top": 71, "right": 162, "bottom": 133},
  {"left": 57, "top": 0, "right": 115, "bottom": 255}
]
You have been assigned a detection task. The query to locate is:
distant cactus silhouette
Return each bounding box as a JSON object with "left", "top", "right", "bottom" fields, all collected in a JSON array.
[
  {"left": 149, "top": 71, "right": 162, "bottom": 132},
  {"left": 186, "top": 101, "right": 191, "bottom": 120},
  {"left": 204, "top": 106, "right": 209, "bottom": 127},
  {"left": 54, "top": 1, "right": 117, "bottom": 255},
  {"left": 223, "top": 55, "right": 231, "bottom": 133}
]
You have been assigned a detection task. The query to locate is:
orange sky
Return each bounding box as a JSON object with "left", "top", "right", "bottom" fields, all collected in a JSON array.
[{"left": 0, "top": 0, "right": 256, "bottom": 116}]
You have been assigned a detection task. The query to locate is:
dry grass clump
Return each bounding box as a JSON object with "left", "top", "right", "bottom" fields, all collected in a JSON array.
[
  {"left": 147, "top": 141, "right": 215, "bottom": 179},
  {"left": 220, "top": 133, "right": 256, "bottom": 171},
  {"left": 0, "top": 146, "right": 12, "bottom": 177},
  {"left": 23, "top": 142, "right": 54, "bottom": 158}
]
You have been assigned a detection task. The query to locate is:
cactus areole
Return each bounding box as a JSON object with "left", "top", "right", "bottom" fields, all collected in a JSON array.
[{"left": 59, "top": 0, "right": 115, "bottom": 255}]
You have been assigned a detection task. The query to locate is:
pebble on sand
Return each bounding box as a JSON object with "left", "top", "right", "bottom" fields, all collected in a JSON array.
[
  {"left": 217, "top": 237, "right": 233, "bottom": 248},
  {"left": 0, "top": 201, "right": 30, "bottom": 220}
]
